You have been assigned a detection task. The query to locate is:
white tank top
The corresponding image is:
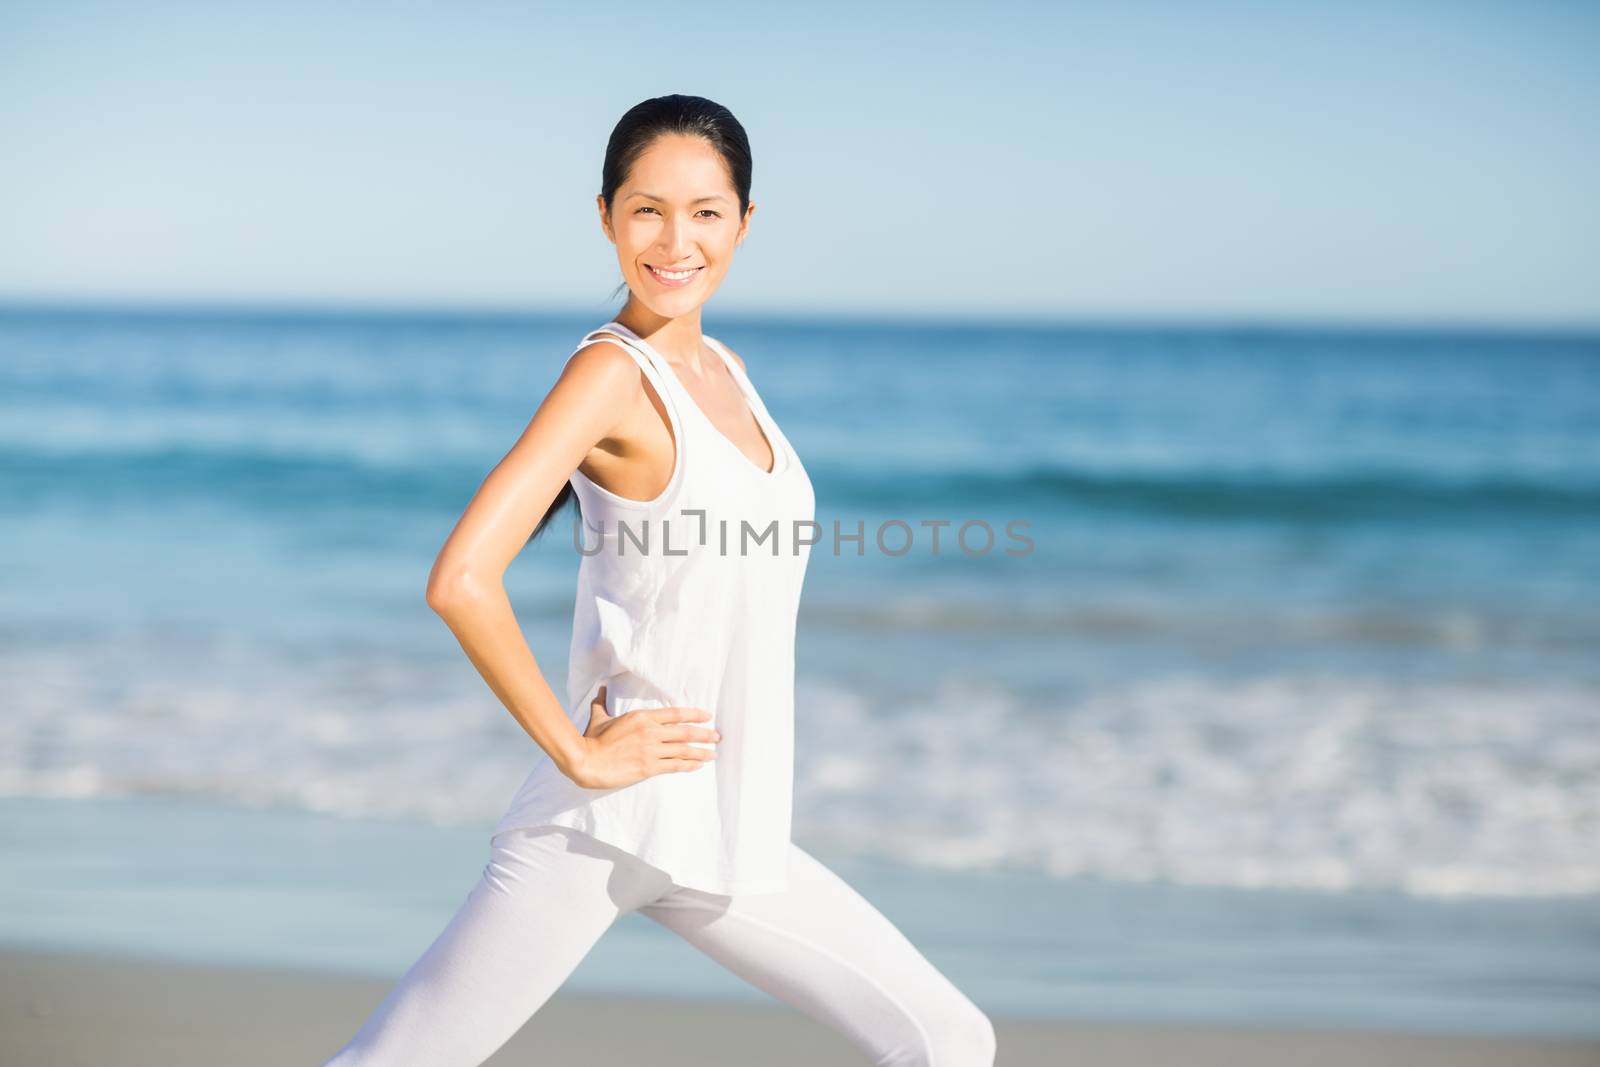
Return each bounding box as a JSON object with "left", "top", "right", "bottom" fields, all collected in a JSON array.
[{"left": 491, "top": 320, "right": 816, "bottom": 895}]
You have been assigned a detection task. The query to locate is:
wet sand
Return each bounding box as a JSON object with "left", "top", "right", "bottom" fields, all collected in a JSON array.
[{"left": 3, "top": 945, "right": 1597, "bottom": 1066}]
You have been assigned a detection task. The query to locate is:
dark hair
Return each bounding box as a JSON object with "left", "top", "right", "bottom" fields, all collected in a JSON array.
[{"left": 528, "top": 94, "right": 753, "bottom": 545}]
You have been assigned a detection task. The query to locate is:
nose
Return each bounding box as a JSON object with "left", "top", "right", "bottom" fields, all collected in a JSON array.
[{"left": 655, "top": 215, "right": 695, "bottom": 261}]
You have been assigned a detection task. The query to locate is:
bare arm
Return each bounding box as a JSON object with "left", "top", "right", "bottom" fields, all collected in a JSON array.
[{"left": 423, "top": 341, "right": 643, "bottom": 777}]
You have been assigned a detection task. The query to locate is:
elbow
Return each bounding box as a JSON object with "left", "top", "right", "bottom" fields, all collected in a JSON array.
[
  {"left": 425, "top": 568, "right": 490, "bottom": 616},
  {"left": 424, "top": 575, "right": 456, "bottom": 616}
]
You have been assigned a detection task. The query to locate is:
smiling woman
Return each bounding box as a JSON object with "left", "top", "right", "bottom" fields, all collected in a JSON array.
[
  {"left": 317, "top": 94, "right": 995, "bottom": 1067},
  {"left": 603, "top": 135, "right": 749, "bottom": 311},
  {"left": 590, "top": 101, "right": 752, "bottom": 304},
  {"left": 518, "top": 106, "right": 758, "bottom": 544}
]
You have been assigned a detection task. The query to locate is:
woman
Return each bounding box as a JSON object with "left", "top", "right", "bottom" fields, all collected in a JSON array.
[{"left": 321, "top": 94, "right": 996, "bottom": 1067}]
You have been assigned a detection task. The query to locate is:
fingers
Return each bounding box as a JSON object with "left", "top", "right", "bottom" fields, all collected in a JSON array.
[
  {"left": 650, "top": 738, "right": 716, "bottom": 764},
  {"left": 660, "top": 723, "right": 721, "bottom": 743},
  {"left": 648, "top": 705, "right": 711, "bottom": 724},
  {"left": 656, "top": 739, "right": 716, "bottom": 759},
  {"left": 620, "top": 706, "right": 716, "bottom": 738},
  {"left": 658, "top": 756, "right": 713, "bottom": 773}
]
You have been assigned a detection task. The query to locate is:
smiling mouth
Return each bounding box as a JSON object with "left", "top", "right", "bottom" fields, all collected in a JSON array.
[{"left": 646, "top": 264, "right": 705, "bottom": 282}]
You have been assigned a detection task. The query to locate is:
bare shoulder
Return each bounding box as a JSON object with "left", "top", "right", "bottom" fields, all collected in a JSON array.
[
  {"left": 713, "top": 337, "right": 747, "bottom": 372},
  {"left": 543, "top": 338, "right": 654, "bottom": 435},
  {"left": 566, "top": 337, "right": 640, "bottom": 375},
  {"left": 560, "top": 338, "right": 645, "bottom": 395}
]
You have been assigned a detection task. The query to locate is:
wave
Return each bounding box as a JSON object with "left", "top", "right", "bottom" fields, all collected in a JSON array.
[
  {"left": 803, "top": 599, "right": 1600, "bottom": 652},
  {"left": 5, "top": 442, "right": 1599, "bottom": 525},
  {"left": 0, "top": 442, "right": 479, "bottom": 512},
  {"left": 3, "top": 635, "right": 1596, "bottom": 899},
  {"left": 819, "top": 463, "right": 1600, "bottom": 521}
]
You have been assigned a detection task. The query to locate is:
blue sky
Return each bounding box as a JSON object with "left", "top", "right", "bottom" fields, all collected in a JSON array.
[{"left": 1, "top": 0, "right": 1595, "bottom": 328}]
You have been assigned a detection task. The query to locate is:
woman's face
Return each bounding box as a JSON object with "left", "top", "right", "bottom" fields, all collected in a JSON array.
[{"left": 600, "top": 133, "right": 751, "bottom": 318}]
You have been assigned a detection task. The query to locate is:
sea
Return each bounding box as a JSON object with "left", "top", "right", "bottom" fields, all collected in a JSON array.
[{"left": 1, "top": 305, "right": 1597, "bottom": 1037}]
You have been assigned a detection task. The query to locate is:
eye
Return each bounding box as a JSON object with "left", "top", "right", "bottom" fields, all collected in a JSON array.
[{"left": 633, "top": 206, "right": 724, "bottom": 218}]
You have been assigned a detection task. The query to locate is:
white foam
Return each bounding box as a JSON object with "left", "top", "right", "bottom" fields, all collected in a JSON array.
[{"left": 3, "top": 638, "right": 1597, "bottom": 898}]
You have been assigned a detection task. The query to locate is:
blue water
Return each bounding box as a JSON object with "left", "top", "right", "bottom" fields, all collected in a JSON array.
[{"left": 1, "top": 306, "right": 1598, "bottom": 1033}]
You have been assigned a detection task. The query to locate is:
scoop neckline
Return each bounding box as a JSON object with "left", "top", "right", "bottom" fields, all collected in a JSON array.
[{"left": 600, "top": 321, "right": 789, "bottom": 480}]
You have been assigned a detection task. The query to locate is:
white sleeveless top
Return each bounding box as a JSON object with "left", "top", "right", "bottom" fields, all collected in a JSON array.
[{"left": 491, "top": 320, "right": 816, "bottom": 895}]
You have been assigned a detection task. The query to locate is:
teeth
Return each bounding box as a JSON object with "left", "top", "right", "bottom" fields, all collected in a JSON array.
[{"left": 650, "top": 266, "right": 699, "bottom": 280}]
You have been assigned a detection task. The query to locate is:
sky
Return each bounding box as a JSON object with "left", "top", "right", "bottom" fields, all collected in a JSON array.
[{"left": 0, "top": 0, "right": 1596, "bottom": 329}]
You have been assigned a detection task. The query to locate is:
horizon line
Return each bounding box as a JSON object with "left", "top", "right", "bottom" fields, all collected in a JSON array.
[{"left": 1, "top": 295, "right": 1597, "bottom": 343}]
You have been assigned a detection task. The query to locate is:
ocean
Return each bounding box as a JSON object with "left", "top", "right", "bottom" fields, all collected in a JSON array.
[{"left": 1, "top": 305, "right": 1597, "bottom": 1036}]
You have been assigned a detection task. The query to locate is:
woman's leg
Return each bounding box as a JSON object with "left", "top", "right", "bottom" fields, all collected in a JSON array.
[
  {"left": 636, "top": 843, "right": 997, "bottom": 1067},
  {"left": 320, "top": 826, "right": 672, "bottom": 1067}
]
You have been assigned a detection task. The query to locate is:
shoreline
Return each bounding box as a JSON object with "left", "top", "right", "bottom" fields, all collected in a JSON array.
[
  {"left": 4, "top": 944, "right": 1598, "bottom": 1066},
  {"left": 5, "top": 793, "right": 1600, "bottom": 1044}
]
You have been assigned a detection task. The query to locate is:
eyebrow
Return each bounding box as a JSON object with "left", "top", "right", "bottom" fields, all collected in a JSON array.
[{"left": 625, "top": 192, "right": 733, "bottom": 205}]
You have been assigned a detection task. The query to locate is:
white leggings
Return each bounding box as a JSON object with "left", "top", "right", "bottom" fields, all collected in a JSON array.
[{"left": 320, "top": 826, "right": 996, "bottom": 1067}]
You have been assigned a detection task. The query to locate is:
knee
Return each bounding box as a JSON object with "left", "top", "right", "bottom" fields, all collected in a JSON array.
[{"left": 924, "top": 997, "right": 996, "bottom": 1067}]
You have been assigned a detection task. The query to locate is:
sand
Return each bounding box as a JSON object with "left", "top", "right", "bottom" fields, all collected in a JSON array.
[{"left": 2, "top": 945, "right": 1596, "bottom": 1066}]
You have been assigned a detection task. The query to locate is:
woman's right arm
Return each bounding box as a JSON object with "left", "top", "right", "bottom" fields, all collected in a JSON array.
[{"left": 422, "top": 342, "right": 716, "bottom": 787}]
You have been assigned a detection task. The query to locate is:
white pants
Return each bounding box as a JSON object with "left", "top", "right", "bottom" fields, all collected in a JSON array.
[{"left": 320, "top": 826, "right": 996, "bottom": 1067}]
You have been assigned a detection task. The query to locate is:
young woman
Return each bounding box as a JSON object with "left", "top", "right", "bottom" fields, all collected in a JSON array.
[{"left": 320, "top": 94, "right": 997, "bottom": 1067}]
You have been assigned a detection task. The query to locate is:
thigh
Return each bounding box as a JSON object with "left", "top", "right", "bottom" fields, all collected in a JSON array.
[
  {"left": 636, "top": 843, "right": 996, "bottom": 1067},
  {"left": 321, "top": 826, "right": 661, "bottom": 1067}
]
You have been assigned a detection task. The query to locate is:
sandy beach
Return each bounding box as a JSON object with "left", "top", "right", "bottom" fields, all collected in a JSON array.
[{"left": 2, "top": 945, "right": 1595, "bottom": 1067}]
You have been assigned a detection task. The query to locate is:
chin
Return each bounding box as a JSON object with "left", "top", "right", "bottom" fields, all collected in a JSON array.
[{"left": 637, "top": 289, "right": 713, "bottom": 316}]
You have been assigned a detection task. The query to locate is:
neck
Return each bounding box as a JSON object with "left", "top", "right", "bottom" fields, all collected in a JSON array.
[{"left": 613, "top": 304, "right": 710, "bottom": 371}]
